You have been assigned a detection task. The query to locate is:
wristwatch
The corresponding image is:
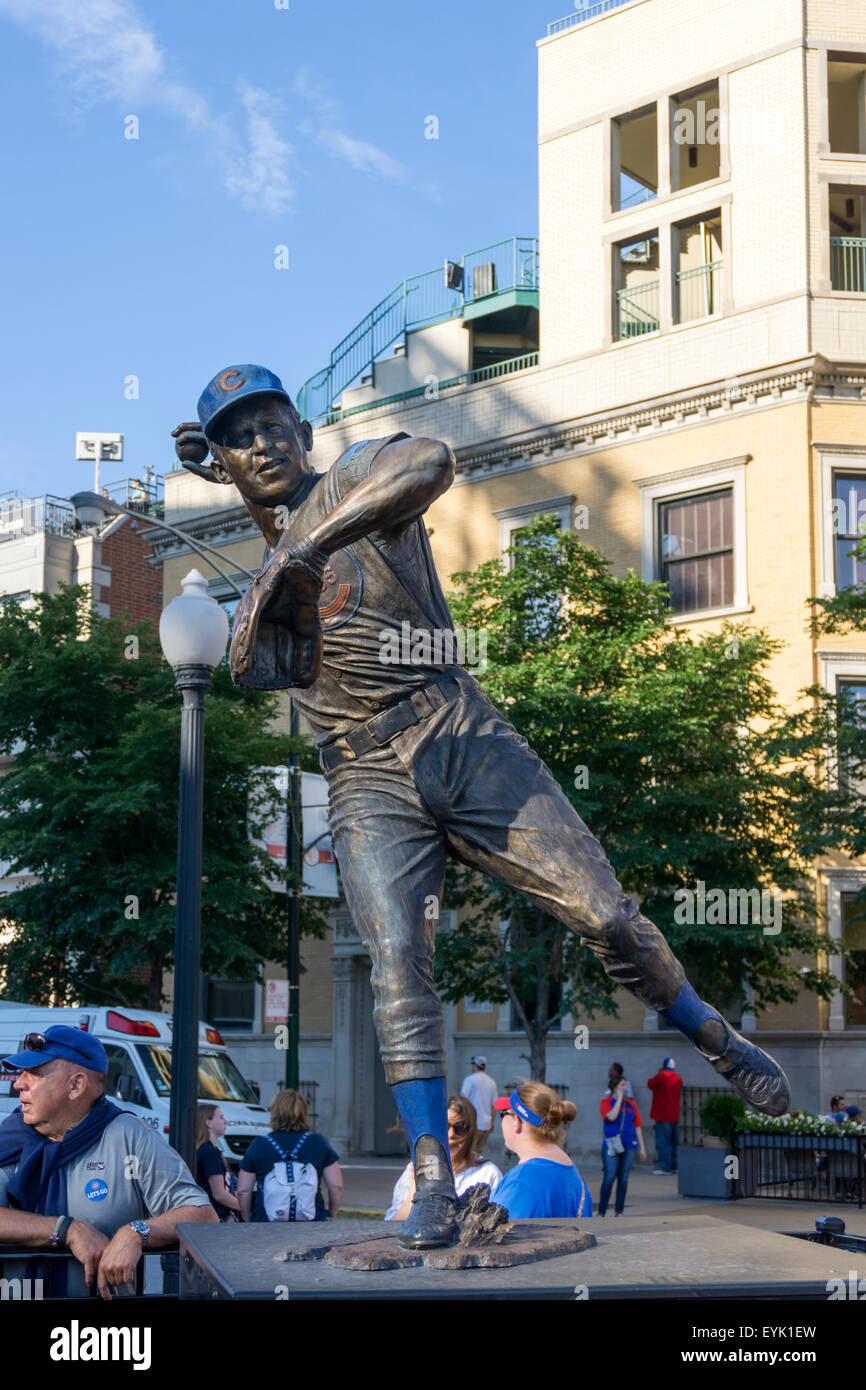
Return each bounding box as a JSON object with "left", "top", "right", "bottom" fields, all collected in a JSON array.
[
  {"left": 49, "top": 1215, "right": 73, "bottom": 1248},
  {"left": 129, "top": 1220, "right": 150, "bottom": 1249}
]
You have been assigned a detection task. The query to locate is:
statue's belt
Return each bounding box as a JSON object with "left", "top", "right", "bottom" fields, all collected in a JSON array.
[{"left": 319, "top": 673, "right": 467, "bottom": 773}]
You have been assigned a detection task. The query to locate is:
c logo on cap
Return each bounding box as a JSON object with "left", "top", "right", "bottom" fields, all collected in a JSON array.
[{"left": 218, "top": 370, "right": 245, "bottom": 393}]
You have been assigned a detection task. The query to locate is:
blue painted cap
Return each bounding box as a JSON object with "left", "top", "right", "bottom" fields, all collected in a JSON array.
[
  {"left": 197, "top": 364, "right": 292, "bottom": 439},
  {"left": 3, "top": 1025, "right": 108, "bottom": 1075}
]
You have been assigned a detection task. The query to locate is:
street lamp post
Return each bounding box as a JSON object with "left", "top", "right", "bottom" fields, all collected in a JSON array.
[{"left": 159, "top": 570, "right": 229, "bottom": 1168}]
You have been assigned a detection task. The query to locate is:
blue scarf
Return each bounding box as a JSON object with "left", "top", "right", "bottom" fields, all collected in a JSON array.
[{"left": 0, "top": 1097, "right": 124, "bottom": 1214}]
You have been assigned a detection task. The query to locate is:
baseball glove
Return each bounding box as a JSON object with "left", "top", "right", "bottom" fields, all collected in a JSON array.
[{"left": 230, "top": 534, "right": 328, "bottom": 690}]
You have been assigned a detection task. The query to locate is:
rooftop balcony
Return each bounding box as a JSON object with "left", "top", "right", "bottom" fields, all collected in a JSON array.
[
  {"left": 547, "top": 0, "right": 638, "bottom": 37},
  {"left": 296, "top": 236, "right": 539, "bottom": 424}
]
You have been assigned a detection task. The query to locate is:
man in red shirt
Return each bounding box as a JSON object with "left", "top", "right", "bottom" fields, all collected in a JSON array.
[{"left": 647, "top": 1057, "right": 683, "bottom": 1174}]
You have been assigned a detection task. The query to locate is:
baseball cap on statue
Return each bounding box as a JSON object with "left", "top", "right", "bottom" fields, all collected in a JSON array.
[{"left": 197, "top": 364, "right": 293, "bottom": 440}]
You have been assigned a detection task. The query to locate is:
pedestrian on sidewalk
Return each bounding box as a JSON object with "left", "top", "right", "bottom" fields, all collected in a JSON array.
[
  {"left": 236, "top": 1089, "right": 342, "bottom": 1223},
  {"left": 598, "top": 1079, "right": 646, "bottom": 1217},
  {"left": 195, "top": 1105, "right": 242, "bottom": 1221},
  {"left": 460, "top": 1057, "right": 498, "bottom": 1154},
  {"left": 647, "top": 1056, "right": 683, "bottom": 1174},
  {"left": 385, "top": 1095, "right": 502, "bottom": 1220},
  {"left": 491, "top": 1083, "right": 592, "bottom": 1218}
]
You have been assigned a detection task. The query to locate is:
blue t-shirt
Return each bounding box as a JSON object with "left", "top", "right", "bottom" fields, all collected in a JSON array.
[
  {"left": 493, "top": 1158, "right": 592, "bottom": 1218},
  {"left": 240, "top": 1130, "right": 339, "bottom": 1222},
  {"left": 601, "top": 1097, "right": 641, "bottom": 1149}
]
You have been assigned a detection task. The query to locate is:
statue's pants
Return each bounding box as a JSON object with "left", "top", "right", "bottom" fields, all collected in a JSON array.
[{"left": 325, "top": 675, "right": 685, "bottom": 1086}]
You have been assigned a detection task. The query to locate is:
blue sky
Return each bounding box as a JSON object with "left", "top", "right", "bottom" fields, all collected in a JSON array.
[{"left": 0, "top": 0, "right": 558, "bottom": 499}]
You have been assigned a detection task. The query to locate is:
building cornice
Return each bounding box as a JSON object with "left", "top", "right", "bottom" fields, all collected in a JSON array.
[
  {"left": 141, "top": 506, "right": 263, "bottom": 567},
  {"left": 448, "top": 358, "right": 866, "bottom": 486}
]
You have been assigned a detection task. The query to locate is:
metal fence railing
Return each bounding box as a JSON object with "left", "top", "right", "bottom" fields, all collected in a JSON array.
[
  {"left": 679, "top": 1085, "right": 728, "bottom": 1146},
  {"left": 0, "top": 492, "right": 75, "bottom": 544},
  {"left": 735, "top": 1132, "right": 866, "bottom": 1206},
  {"left": 616, "top": 279, "right": 660, "bottom": 338},
  {"left": 103, "top": 475, "right": 164, "bottom": 518},
  {"left": 548, "top": 0, "right": 635, "bottom": 35},
  {"left": 831, "top": 236, "right": 866, "bottom": 293},
  {"left": 677, "top": 260, "right": 723, "bottom": 322},
  {"left": 300, "top": 1078, "right": 318, "bottom": 1129},
  {"left": 296, "top": 237, "right": 539, "bottom": 421}
]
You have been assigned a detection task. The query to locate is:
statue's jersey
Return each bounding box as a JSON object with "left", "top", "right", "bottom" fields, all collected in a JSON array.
[{"left": 272, "top": 434, "right": 461, "bottom": 747}]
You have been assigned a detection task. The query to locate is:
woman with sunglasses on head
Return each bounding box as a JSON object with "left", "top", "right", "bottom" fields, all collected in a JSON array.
[
  {"left": 492, "top": 1082, "right": 592, "bottom": 1218},
  {"left": 385, "top": 1095, "right": 502, "bottom": 1221}
]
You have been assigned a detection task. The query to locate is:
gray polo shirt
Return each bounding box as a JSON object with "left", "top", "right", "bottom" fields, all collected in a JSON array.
[{"left": 0, "top": 1112, "right": 209, "bottom": 1296}]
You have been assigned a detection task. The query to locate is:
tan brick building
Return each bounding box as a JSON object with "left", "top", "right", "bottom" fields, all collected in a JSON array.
[{"left": 156, "top": 0, "right": 866, "bottom": 1155}]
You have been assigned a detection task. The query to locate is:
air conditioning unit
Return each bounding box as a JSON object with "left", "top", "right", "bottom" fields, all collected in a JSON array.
[{"left": 472, "top": 262, "right": 497, "bottom": 298}]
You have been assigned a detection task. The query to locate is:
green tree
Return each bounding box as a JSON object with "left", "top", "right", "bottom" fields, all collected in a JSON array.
[
  {"left": 435, "top": 517, "right": 857, "bottom": 1080},
  {"left": 0, "top": 587, "right": 330, "bottom": 1009}
]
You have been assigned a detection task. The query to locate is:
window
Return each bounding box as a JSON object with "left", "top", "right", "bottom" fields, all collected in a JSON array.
[
  {"left": 659, "top": 489, "right": 733, "bottom": 614},
  {"left": 829, "top": 189, "right": 866, "bottom": 292},
  {"left": 671, "top": 81, "right": 721, "bottom": 190},
  {"left": 205, "top": 976, "right": 256, "bottom": 1033},
  {"left": 614, "top": 231, "right": 660, "bottom": 340},
  {"left": 103, "top": 1044, "right": 149, "bottom": 1108},
  {"left": 841, "top": 893, "right": 866, "bottom": 1027},
  {"left": 613, "top": 104, "right": 658, "bottom": 211},
  {"left": 674, "top": 211, "right": 723, "bottom": 323},
  {"left": 828, "top": 57, "right": 866, "bottom": 155},
  {"left": 494, "top": 495, "right": 574, "bottom": 566},
  {"left": 833, "top": 473, "right": 866, "bottom": 588},
  {"left": 638, "top": 458, "right": 748, "bottom": 618},
  {"left": 836, "top": 679, "right": 866, "bottom": 794}
]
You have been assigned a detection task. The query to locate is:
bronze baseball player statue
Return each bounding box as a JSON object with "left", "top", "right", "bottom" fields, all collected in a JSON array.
[{"left": 173, "top": 365, "right": 790, "bottom": 1250}]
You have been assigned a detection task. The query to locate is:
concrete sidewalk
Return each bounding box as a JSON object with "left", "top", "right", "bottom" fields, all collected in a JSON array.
[{"left": 339, "top": 1156, "right": 866, "bottom": 1238}]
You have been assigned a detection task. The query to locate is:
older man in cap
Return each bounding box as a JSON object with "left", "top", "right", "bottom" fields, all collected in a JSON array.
[{"left": 0, "top": 1026, "right": 216, "bottom": 1298}]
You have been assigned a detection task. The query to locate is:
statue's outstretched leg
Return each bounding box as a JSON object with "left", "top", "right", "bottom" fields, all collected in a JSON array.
[
  {"left": 423, "top": 687, "right": 791, "bottom": 1117},
  {"left": 658, "top": 980, "right": 790, "bottom": 1114}
]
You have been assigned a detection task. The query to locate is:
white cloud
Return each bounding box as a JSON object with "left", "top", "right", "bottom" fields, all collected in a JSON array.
[
  {"left": 293, "top": 67, "right": 405, "bottom": 183},
  {"left": 0, "top": 0, "right": 294, "bottom": 214}
]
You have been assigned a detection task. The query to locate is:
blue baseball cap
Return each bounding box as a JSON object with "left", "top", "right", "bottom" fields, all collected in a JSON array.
[
  {"left": 197, "top": 364, "right": 293, "bottom": 440},
  {"left": 3, "top": 1025, "right": 108, "bottom": 1075}
]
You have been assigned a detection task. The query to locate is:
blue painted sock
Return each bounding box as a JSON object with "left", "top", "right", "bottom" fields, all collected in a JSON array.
[
  {"left": 660, "top": 981, "right": 720, "bottom": 1040},
  {"left": 391, "top": 1076, "right": 452, "bottom": 1174}
]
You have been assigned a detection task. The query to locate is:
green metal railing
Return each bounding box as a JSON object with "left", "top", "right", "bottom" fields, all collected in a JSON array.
[
  {"left": 616, "top": 280, "right": 660, "bottom": 338},
  {"left": 296, "top": 237, "right": 539, "bottom": 422},
  {"left": 548, "top": 0, "right": 635, "bottom": 35},
  {"left": 315, "top": 351, "right": 540, "bottom": 427},
  {"left": 676, "top": 259, "right": 722, "bottom": 322},
  {"left": 831, "top": 236, "right": 866, "bottom": 293}
]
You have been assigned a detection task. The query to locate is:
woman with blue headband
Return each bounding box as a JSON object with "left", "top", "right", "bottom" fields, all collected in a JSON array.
[{"left": 492, "top": 1082, "right": 592, "bottom": 1218}]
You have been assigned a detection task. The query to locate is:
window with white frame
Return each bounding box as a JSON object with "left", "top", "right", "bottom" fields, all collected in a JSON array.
[
  {"left": 824, "top": 869, "right": 866, "bottom": 1031},
  {"left": 493, "top": 495, "right": 575, "bottom": 567},
  {"left": 818, "top": 447, "right": 866, "bottom": 597},
  {"left": 636, "top": 458, "right": 748, "bottom": 618}
]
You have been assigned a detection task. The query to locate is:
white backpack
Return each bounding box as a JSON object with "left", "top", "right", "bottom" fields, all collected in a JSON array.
[{"left": 262, "top": 1132, "right": 319, "bottom": 1222}]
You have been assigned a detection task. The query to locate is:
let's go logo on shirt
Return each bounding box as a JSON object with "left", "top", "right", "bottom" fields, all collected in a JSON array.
[{"left": 84, "top": 1178, "right": 109, "bottom": 1202}]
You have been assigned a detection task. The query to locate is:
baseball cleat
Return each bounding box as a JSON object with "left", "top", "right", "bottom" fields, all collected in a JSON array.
[
  {"left": 398, "top": 1191, "right": 458, "bottom": 1250},
  {"left": 700, "top": 1021, "right": 791, "bottom": 1116}
]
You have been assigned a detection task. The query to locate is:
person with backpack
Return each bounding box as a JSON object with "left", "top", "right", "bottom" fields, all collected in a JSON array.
[{"left": 236, "top": 1089, "right": 342, "bottom": 1223}]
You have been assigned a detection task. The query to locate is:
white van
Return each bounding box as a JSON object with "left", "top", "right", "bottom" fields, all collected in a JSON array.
[{"left": 0, "top": 1003, "right": 271, "bottom": 1166}]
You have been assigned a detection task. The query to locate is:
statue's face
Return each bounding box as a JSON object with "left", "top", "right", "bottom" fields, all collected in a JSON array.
[{"left": 209, "top": 395, "right": 313, "bottom": 506}]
